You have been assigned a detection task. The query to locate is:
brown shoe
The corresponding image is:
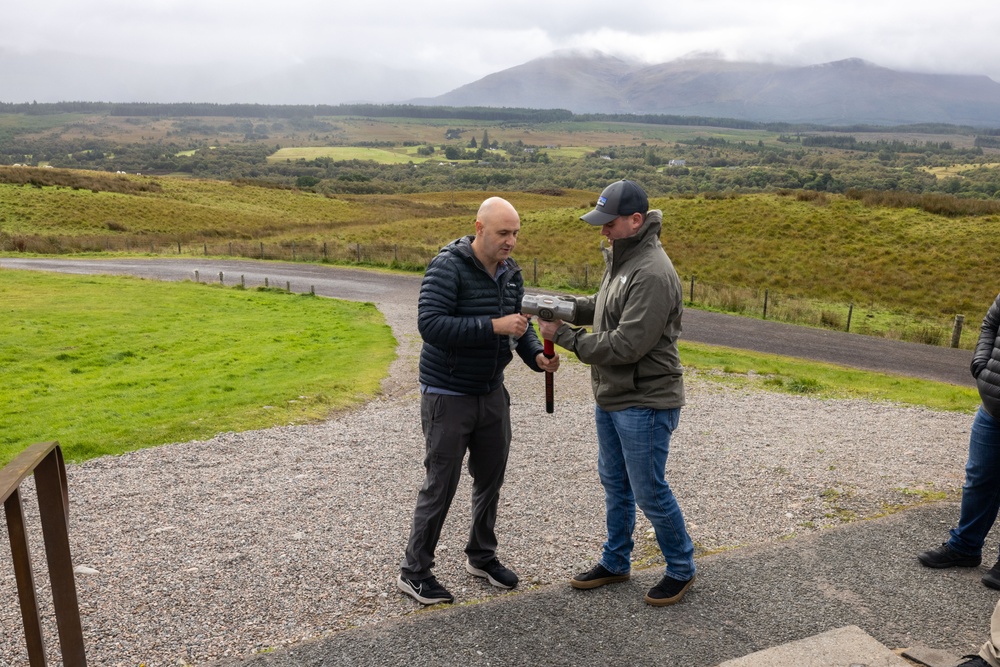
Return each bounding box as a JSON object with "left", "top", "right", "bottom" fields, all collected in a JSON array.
[
  {"left": 570, "top": 563, "right": 630, "bottom": 590},
  {"left": 644, "top": 574, "right": 695, "bottom": 606}
]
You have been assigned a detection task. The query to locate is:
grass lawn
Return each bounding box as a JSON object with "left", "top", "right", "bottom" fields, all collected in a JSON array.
[
  {"left": 0, "top": 269, "right": 395, "bottom": 465},
  {"left": 1, "top": 266, "right": 980, "bottom": 469},
  {"left": 922, "top": 163, "right": 1000, "bottom": 178},
  {"left": 679, "top": 340, "right": 980, "bottom": 412},
  {"left": 268, "top": 146, "right": 436, "bottom": 164}
]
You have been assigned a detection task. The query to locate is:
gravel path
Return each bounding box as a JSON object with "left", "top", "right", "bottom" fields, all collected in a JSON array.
[{"left": 0, "top": 299, "right": 976, "bottom": 666}]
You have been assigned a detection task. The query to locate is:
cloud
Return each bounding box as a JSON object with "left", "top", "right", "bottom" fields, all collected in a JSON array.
[{"left": 2, "top": 0, "right": 1000, "bottom": 103}]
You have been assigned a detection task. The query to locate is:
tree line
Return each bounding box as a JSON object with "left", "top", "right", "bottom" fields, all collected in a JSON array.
[
  {"left": 5, "top": 134, "right": 1000, "bottom": 200},
  {"left": 2, "top": 101, "right": 997, "bottom": 137}
]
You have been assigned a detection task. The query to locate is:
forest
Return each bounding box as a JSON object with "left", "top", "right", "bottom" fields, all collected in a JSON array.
[{"left": 2, "top": 102, "right": 1000, "bottom": 201}]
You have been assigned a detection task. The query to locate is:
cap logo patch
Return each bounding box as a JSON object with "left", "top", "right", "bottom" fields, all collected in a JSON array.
[{"left": 596, "top": 196, "right": 607, "bottom": 209}]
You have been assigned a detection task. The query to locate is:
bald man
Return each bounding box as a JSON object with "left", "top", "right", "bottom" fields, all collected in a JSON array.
[{"left": 397, "top": 197, "right": 560, "bottom": 605}]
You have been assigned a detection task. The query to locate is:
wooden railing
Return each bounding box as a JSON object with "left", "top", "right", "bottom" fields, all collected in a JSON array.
[{"left": 2, "top": 441, "right": 87, "bottom": 666}]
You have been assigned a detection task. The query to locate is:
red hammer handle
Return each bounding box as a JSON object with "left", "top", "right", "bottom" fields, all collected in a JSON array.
[{"left": 544, "top": 338, "right": 555, "bottom": 414}]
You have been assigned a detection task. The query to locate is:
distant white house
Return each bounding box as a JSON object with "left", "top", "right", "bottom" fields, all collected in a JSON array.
[{"left": 668, "top": 159, "right": 686, "bottom": 167}]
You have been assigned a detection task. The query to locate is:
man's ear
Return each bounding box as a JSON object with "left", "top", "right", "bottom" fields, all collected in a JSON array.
[
  {"left": 474, "top": 219, "right": 485, "bottom": 236},
  {"left": 629, "top": 212, "right": 644, "bottom": 230}
]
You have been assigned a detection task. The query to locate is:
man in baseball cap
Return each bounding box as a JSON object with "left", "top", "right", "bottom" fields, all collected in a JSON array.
[
  {"left": 539, "top": 179, "right": 697, "bottom": 607},
  {"left": 581, "top": 179, "right": 649, "bottom": 225}
]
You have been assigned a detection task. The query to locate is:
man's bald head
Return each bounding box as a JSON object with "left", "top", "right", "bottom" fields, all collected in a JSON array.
[
  {"left": 477, "top": 196, "right": 518, "bottom": 226},
  {"left": 471, "top": 196, "right": 521, "bottom": 273}
]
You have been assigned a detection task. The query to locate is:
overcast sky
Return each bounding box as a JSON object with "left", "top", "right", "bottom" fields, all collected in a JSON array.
[{"left": 2, "top": 0, "right": 999, "bottom": 103}]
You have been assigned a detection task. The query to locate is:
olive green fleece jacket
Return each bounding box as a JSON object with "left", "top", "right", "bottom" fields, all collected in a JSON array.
[{"left": 552, "top": 209, "right": 685, "bottom": 411}]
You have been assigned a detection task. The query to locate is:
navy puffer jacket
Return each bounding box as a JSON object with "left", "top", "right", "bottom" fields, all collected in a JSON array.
[
  {"left": 418, "top": 235, "right": 544, "bottom": 394},
  {"left": 972, "top": 293, "right": 1000, "bottom": 418}
]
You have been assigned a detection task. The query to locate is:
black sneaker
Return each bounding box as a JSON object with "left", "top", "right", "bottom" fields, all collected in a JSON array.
[
  {"left": 570, "top": 563, "right": 630, "bottom": 590},
  {"left": 918, "top": 543, "right": 982, "bottom": 568},
  {"left": 983, "top": 561, "right": 1000, "bottom": 590},
  {"left": 466, "top": 558, "right": 518, "bottom": 589},
  {"left": 644, "top": 574, "right": 695, "bottom": 606},
  {"left": 396, "top": 574, "right": 454, "bottom": 605},
  {"left": 956, "top": 655, "right": 991, "bottom": 667}
]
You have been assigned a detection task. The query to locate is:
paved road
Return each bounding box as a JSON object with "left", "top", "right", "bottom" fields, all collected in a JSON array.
[
  {"left": 211, "top": 503, "right": 998, "bottom": 667},
  {"left": 0, "top": 256, "right": 975, "bottom": 387}
]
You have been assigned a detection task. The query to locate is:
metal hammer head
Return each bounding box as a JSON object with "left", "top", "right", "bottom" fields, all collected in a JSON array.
[{"left": 521, "top": 294, "right": 577, "bottom": 323}]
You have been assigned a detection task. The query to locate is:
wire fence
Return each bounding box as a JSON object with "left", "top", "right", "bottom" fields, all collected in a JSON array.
[{"left": 0, "top": 233, "right": 971, "bottom": 349}]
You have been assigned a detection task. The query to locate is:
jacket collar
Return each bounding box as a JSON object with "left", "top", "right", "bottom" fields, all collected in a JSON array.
[{"left": 604, "top": 209, "right": 663, "bottom": 267}]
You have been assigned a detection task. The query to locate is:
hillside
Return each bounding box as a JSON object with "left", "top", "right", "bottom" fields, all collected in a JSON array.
[
  {"left": 416, "top": 52, "right": 1000, "bottom": 126},
  {"left": 3, "top": 168, "right": 1000, "bottom": 322}
]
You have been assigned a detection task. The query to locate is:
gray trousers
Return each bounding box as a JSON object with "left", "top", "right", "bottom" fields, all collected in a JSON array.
[{"left": 400, "top": 386, "right": 511, "bottom": 580}]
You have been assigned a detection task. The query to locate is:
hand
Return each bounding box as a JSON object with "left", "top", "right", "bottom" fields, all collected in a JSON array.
[
  {"left": 536, "top": 351, "right": 560, "bottom": 372},
  {"left": 537, "top": 318, "right": 563, "bottom": 340},
  {"left": 493, "top": 313, "right": 531, "bottom": 337}
]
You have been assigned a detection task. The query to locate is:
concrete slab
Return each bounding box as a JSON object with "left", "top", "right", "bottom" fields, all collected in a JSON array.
[
  {"left": 902, "top": 645, "right": 965, "bottom": 667},
  {"left": 715, "top": 626, "right": 909, "bottom": 667}
]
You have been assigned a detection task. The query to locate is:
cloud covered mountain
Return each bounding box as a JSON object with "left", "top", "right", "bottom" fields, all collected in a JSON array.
[
  {"left": 4, "top": 47, "right": 1000, "bottom": 126},
  {"left": 414, "top": 52, "right": 1000, "bottom": 126}
]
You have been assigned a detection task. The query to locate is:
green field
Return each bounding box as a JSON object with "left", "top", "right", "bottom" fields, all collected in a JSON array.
[
  {"left": 0, "top": 269, "right": 395, "bottom": 465},
  {"left": 269, "top": 146, "right": 438, "bottom": 164},
  {"left": 678, "top": 341, "right": 978, "bottom": 412},
  {"left": 1, "top": 269, "right": 979, "bottom": 467},
  {"left": 924, "top": 163, "right": 1000, "bottom": 178}
]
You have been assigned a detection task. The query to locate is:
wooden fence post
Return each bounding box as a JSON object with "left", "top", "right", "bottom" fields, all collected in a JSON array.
[
  {"left": 952, "top": 315, "right": 965, "bottom": 348},
  {"left": 846, "top": 302, "right": 854, "bottom": 332},
  {"left": 689, "top": 276, "right": 695, "bottom": 304},
  {"left": 763, "top": 289, "right": 769, "bottom": 319}
]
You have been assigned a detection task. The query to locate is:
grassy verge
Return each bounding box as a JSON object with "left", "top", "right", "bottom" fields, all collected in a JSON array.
[
  {"left": 679, "top": 340, "right": 980, "bottom": 412},
  {"left": 2, "top": 268, "right": 980, "bottom": 468},
  {"left": 0, "top": 269, "right": 395, "bottom": 465}
]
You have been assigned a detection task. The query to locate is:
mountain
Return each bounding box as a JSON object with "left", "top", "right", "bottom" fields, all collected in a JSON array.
[{"left": 415, "top": 52, "right": 1000, "bottom": 126}]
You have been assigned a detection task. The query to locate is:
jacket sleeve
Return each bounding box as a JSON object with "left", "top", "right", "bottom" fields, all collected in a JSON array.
[
  {"left": 556, "top": 270, "right": 673, "bottom": 366},
  {"left": 513, "top": 278, "right": 545, "bottom": 370},
  {"left": 572, "top": 294, "right": 597, "bottom": 327},
  {"left": 972, "top": 293, "right": 1000, "bottom": 378},
  {"left": 418, "top": 255, "right": 496, "bottom": 347},
  {"left": 515, "top": 325, "right": 546, "bottom": 371}
]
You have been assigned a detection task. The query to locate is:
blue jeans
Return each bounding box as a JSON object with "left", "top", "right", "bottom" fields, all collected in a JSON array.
[
  {"left": 949, "top": 407, "right": 1000, "bottom": 557},
  {"left": 595, "top": 405, "right": 695, "bottom": 581}
]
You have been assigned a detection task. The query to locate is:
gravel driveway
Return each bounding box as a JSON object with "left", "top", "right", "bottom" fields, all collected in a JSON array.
[{"left": 0, "top": 260, "right": 978, "bottom": 666}]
